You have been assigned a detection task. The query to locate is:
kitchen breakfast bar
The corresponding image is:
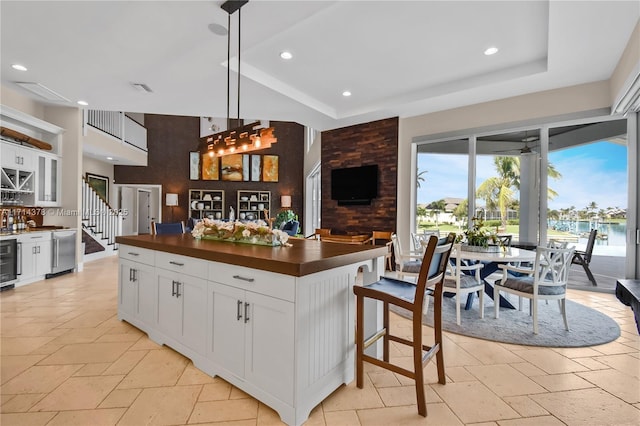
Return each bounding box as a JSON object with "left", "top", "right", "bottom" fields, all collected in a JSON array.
[{"left": 116, "top": 234, "right": 387, "bottom": 426}]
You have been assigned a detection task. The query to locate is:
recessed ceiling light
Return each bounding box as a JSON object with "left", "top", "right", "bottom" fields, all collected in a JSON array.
[
  {"left": 12, "top": 64, "right": 27, "bottom": 71},
  {"left": 106, "top": 157, "right": 113, "bottom": 160},
  {"left": 342, "top": 91, "right": 351, "bottom": 97},
  {"left": 484, "top": 46, "right": 499, "bottom": 56},
  {"left": 77, "top": 100, "right": 88, "bottom": 106},
  {"left": 280, "top": 51, "right": 293, "bottom": 60}
]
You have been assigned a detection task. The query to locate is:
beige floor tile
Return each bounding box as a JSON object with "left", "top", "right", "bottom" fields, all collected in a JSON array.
[
  {"left": 592, "top": 341, "right": 638, "bottom": 355},
  {"left": 0, "top": 336, "right": 56, "bottom": 355},
  {"left": 366, "top": 370, "right": 402, "bottom": 388},
  {"left": 46, "top": 407, "right": 126, "bottom": 426},
  {"left": 176, "top": 364, "right": 218, "bottom": 386},
  {"left": 117, "top": 348, "right": 189, "bottom": 389},
  {"left": 322, "top": 380, "right": 385, "bottom": 412},
  {"left": 118, "top": 385, "right": 201, "bottom": 426},
  {"left": 466, "top": 364, "right": 547, "bottom": 396},
  {"left": 49, "top": 327, "right": 115, "bottom": 345},
  {"left": 496, "top": 416, "right": 566, "bottom": 425},
  {"left": 458, "top": 340, "right": 524, "bottom": 365},
  {"left": 324, "top": 409, "right": 360, "bottom": 425},
  {"left": 502, "top": 395, "right": 548, "bottom": 417},
  {"left": 256, "top": 402, "right": 289, "bottom": 425},
  {"left": 512, "top": 349, "right": 589, "bottom": 375},
  {"left": 188, "top": 398, "right": 259, "bottom": 424},
  {"left": 25, "top": 341, "right": 65, "bottom": 355},
  {"left": 577, "top": 369, "right": 640, "bottom": 404},
  {"left": 230, "top": 386, "right": 251, "bottom": 400},
  {"left": 432, "top": 381, "right": 519, "bottom": 423},
  {"left": 0, "top": 354, "right": 46, "bottom": 384},
  {"left": 571, "top": 356, "right": 610, "bottom": 370},
  {"left": 594, "top": 353, "right": 640, "bottom": 379},
  {"left": 73, "top": 362, "right": 112, "bottom": 376},
  {"left": 95, "top": 332, "right": 142, "bottom": 343},
  {"left": 30, "top": 375, "right": 123, "bottom": 411},
  {"left": 57, "top": 309, "right": 115, "bottom": 329},
  {"left": 98, "top": 388, "right": 142, "bottom": 408},
  {"left": 551, "top": 346, "right": 603, "bottom": 358},
  {"left": 530, "top": 372, "right": 595, "bottom": 392},
  {"left": 509, "top": 362, "right": 547, "bottom": 377},
  {"left": 531, "top": 388, "right": 640, "bottom": 425},
  {"left": 127, "top": 335, "right": 163, "bottom": 351},
  {"left": 39, "top": 341, "right": 133, "bottom": 365},
  {"left": 198, "top": 380, "right": 233, "bottom": 401},
  {"left": 446, "top": 366, "right": 477, "bottom": 382},
  {"left": 357, "top": 403, "right": 463, "bottom": 425},
  {"left": 0, "top": 411, "right": 57, "bottom": 426},
  {"left": 0, "top": 321, "right": 60, "bottom": 338},
  {"left": 1, "top": 364, "right": 83, "bottom": 394},
  {"left": 102, "top": 350, "right": 147, "bottom": 376},
  {"left": 0, "top": 393, "right": 46, "bottom": 412}
]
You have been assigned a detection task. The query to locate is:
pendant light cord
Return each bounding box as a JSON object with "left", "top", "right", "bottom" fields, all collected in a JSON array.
[
  {"left": 237, "top": 7, "right": 241, "bottom": 123},
  {"left": 226, "top": 12, "right": 231, "bottom": 131}
]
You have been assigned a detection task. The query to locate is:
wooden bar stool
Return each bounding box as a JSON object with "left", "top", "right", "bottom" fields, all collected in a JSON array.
[{"left": 353, "top": 233, "right": 455, "bottom": 416}]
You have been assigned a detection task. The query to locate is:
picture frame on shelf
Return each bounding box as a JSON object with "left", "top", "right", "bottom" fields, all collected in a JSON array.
[
  {"left": 189, "top": 152, "right": 200, "bottom": 180},
  {"left": 86, "top": 173, "right": 109, "bottom": 201}
]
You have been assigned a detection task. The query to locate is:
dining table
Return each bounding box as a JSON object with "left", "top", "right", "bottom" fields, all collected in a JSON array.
[{"left": 449, "top": 245, "right": 537, "bottom": 309}]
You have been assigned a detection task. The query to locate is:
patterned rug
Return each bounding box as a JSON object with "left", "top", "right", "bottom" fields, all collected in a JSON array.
[{"left": 391, "top": 295, "right": 620, "bottom": 347}]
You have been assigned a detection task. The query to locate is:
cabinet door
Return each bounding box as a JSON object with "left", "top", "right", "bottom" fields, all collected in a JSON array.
[
  {"left": 34, "top": 240, "right": 52, "bottom": 276},
  {"left": 119, "top": 259, "right": 138, "bottom": 318},
  {"left": 244, "top": 291, "right": 295, "bottom": 404},
  {"left": 36, "top": 153, "right": 60, "bottom": 206},
  {"left": 210, "top": 281, "right": 246, "bottom": 378},
  {"left": 135, "top": 263, "right": 156, "bottom": 325},
  {"left": 17, "top": 241, "right": 37, "bottom": 282},
  {"left": 180, "top": 276, "right": 208, "bottom": 354},
  {"left": 157, "top": 273, "right": 182, "bottom": 341}
]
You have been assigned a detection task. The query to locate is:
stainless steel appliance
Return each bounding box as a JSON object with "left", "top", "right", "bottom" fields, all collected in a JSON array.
[
  {"left": 0, "top": 238, "right": 17, "bottom": 290},
  {"left": 49, "top": 230, "right": 77, "bottom": 276}
]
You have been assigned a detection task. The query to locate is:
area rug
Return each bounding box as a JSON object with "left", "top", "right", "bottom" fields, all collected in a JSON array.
[{"left": 391, "top": 296, "right": 620, "bottom": 347}]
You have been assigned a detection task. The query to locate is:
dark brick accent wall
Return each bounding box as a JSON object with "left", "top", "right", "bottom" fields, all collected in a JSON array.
[
  {"left": 114, "top": 115, "right": 305, "bottom": 225},
  {"left": 321, "top": 117, "right": 398, "bottom": 235}
]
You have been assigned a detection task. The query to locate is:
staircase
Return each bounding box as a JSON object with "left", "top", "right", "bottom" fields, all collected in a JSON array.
[{"left": 82, "top": 178, "right": 123, "bottom": 261}]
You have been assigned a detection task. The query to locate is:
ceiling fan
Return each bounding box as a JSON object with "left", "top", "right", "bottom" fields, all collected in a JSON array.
[{"left": 493, "top": 141, "right": 536, "bottom": 155}]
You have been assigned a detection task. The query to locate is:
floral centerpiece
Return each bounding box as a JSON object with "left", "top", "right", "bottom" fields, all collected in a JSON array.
[
  {"left": 458, "top": 217, "right": 502, "bottom": 252},
  {"left": 191, "top": 219, "right": 290, "bottom": 247}
]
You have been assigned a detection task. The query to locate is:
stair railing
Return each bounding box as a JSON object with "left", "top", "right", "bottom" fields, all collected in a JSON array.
[{"left": 82, "top": 178, "right": 123, "bottom": 250}]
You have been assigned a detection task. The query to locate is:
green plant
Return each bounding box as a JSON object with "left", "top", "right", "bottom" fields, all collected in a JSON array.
[
  {"left": 461, "top": 217, "right": 501, "bottom": 248},
  {"left": 274, "top": 210, "right": 298, "bottom": 229}
]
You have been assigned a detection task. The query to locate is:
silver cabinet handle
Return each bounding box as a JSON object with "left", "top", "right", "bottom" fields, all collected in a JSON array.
[
  {"left": 17, "top": 242, "right": 22, "bottom": 275},
  {"left": 169, "top": 261, "right": 184, "bottom": 267},
  {"left": 171, "top": 280, "right": 177, "bottom": 296},
  {"left": 129, "top": 268, "right": 134, "bottom": 282},
  {"left": 237, "top": 300, "right": 243, "bottom": 321},
  {"left": 127, "top": 252, "right": 139, "bottom": 256},
  {"left": 176, "top": 282, "right": 181, "bottom": 298},
  {"left": 30, "top": 235, "right": 43, "bottom": 239},
  {"left": 244, "top": 302, "right": 250, "bottom": 323},
  {"left": 53, "top": 240, "right": 60, "bottom": 268},
  {"left": 132, "top": 269, "right": 137, "bottom": 282},
  {"left": 233, "top": 275, "right": 255, "bottom": 283}
]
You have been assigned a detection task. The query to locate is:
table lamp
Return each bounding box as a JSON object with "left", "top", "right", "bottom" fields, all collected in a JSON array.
[{"left": 166, "top": 193, "right": 178, "bottom": 222}]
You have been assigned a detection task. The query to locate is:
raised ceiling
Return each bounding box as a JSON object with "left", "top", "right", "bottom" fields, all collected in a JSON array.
[{"left": 1, "top": 1, "right": 638, "bottom": 131}]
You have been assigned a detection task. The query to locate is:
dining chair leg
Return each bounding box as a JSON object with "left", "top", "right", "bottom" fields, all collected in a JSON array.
[
  {"left": 356, "top": 294, "right": 364, "bottom": 389},
  {"left": 532, "top": 299, "right": 539, "bottom": 334},
  {"left": 494, "top": 288, "right": 500, "bottom": 319},
  {"left": 383, "top": 301, "right": 390, "bottom": 362},
  {"left": 561, "top": 299, "right": 569, "bottom": 331},
  {"left": 413, "top": 315, "right": 427, "bottom": 417},
  {"left": 434, "top": 289, "right": 446, "bottom": 385},
  {"left": 478, "top": 289, "right": 485, "bottom": 319}
]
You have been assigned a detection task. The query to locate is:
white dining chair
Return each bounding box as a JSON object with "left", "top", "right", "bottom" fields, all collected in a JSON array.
[
  {"left": 442, "top": 244, "right": 485, "bottom": 325},
  {"left": 391, "top": 234, "right": 424, "bottom": 281},
  {"left": 494, "top": 246, "right": 575, "bottom": 334}
]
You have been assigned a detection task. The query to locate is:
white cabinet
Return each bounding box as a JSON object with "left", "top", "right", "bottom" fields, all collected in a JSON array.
[
  {"left": 209, "top": 281, "right": 295, "bottom": 404},
  {"left": 156, "top": 254, "right": 208, "bottom": 354},
  {"left": 1, "top": 143, "right": 35, "bottom": 171},
  {"left": 1, "top": 142, "right": 36, "bottom": 205},
  {"left": 35, "top": 152, "right": 61, "bottom": 206},
  {"left": 17, "top": 232, "right": 51, "bottom": 283},
  {"left": 119, "top": 258, "right": 156, "bottom": 325}
]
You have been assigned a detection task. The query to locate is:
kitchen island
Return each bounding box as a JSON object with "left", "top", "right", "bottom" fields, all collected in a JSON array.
[{"left": 116, "top": 234, "right": 387, "bottom": 426}]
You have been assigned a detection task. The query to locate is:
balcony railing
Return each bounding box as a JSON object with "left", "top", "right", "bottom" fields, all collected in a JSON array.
[{"left": 84, "top": 110, "right": 147, "bottom": 152}]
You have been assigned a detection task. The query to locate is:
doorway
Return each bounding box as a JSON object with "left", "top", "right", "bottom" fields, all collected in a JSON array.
[
  {"left": 115, "top": 184, "right": 162, "bottom": 235},
  {"left": 137, "top": 189, "right": 151, "bottom": 235}
]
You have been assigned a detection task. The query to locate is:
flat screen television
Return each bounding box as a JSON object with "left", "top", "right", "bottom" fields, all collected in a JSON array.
[{"left": 331, "top": 165, "right": 378, "bottom": 205}]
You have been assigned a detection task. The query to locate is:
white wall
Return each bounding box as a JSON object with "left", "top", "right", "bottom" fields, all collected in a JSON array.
[{"left": 82, "top": 156, "right": 115, "bottom": 206}]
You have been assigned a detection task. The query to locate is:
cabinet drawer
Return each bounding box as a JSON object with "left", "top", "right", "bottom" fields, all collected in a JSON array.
[
  {"left": 156, "top": 251, "right": 208, "bottom": 278},
  {"left": 17, "top": 232, "right": 51, "bottom": 243},
  {"left": 208, "top": 262, "right": 295, "bottom": 302},
  {"left": 120, "top": 245, "right": 155, "bottom": 266}
]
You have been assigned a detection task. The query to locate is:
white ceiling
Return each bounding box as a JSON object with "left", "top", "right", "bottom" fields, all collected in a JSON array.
[{"left": 1, "top": 1, "right": 638, "bottom": 132}]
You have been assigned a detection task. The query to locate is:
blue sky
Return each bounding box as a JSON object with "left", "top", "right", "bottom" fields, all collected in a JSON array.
[{"left": 417, "top": 141, "right": 628, "bottom": 211}]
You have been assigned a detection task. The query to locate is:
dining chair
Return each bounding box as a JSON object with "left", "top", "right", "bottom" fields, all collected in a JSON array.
[
  {"left": 494, "top": 246, "right": 575, "bottom": 334},
  {"left": 353, "top": 233, "right": 454, "bottom": 417},
  {"left": 151, "top": 221, "right": 185, "bottom": 235},
  {"left": 371, "top": 231, "right": 393, "bottom": 271},
  {"left": 496, "top": 234, "right": 513, "bottom": 247},
  {"left": 439, "top": 243, "right": 485, "bottom": 325},
  {"left": 572, "top": 228, "right": 597, "bottom": 286},
  {"left": 307, "top": 228, "right": 331, "bottom": 240},
  {"left": 411, "top": 231, "right": 439, "bottom": 253},
  {"left": 391, "top": 233, "right": 425, "bottom": 281}
]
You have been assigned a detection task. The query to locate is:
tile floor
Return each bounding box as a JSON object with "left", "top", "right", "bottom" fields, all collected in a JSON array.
[{"left": 1, "top": 255, "right": 639, "bottom": 426}]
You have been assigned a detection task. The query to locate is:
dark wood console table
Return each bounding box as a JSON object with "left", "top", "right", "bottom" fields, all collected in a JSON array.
[{"left": 616, "top": 279, "right": 640, "bottom": 334}]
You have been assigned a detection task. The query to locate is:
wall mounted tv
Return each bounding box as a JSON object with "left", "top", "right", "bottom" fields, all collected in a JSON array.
[{"left": 331, "top": 165, "right": 378, "bottom": 205}]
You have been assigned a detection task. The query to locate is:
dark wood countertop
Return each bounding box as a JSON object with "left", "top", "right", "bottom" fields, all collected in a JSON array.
[{"left": 116, "top": 234, "right": 388, "bottom": 277}]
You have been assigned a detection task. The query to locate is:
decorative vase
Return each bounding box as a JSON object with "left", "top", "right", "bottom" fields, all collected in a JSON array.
[{"left": 460, "top": 243, "right": 500, "bottom": 253}]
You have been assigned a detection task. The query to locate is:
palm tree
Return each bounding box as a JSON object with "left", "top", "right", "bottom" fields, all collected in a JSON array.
[
  {"left": 477, "top": 156, "right": 562, "bottom": 230},
  {"left": 416, "top": 169, "right": 428, "bottom": 188}
]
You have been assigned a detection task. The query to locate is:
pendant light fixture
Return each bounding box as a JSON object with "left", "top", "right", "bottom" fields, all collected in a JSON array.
[{"left": 201, "top": 0, "right": 276, "bottom": 157}]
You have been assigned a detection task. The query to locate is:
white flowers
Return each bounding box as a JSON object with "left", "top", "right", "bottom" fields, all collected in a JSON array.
[{"left": 192, "top": 219, "right": 290, "bottom": 246}]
